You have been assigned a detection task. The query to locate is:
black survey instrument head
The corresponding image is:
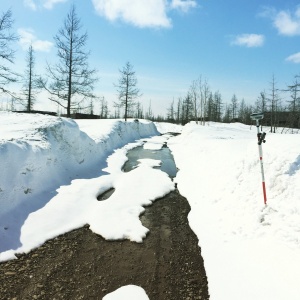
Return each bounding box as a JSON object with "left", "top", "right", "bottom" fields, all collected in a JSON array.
[{"left": 250, "top": 112, "right": 264, "bottom": 121}]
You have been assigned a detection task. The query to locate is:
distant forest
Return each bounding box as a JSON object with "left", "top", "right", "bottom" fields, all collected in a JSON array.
[
  {"left": 160, "top": 74, "right": 300, "bottom": 133},
  {"left": 1, "top": 7, "right": 299, "bottom": 133}
]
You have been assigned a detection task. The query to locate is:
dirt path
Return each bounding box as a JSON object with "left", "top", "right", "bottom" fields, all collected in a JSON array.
[{"left": 0, "top": 190, "right": 209, "bottom": 300}]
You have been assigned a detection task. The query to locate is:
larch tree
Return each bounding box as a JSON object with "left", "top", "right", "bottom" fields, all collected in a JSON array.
[
  {"left": 198, "top": 77, "right": 210, "bottom": 126},
  {"left": 206, "top": 92, "right": 214, "bottom": 121},
  {"left": 267, "top": 75, "right": 280, "bottom": 133},
  {"left": 146, "top": 100, "right": 153, "bottom": 120},
  {"left": 135, "top": 100, "right": 144, "bottom": 119},
  {"left": 21, "top": 45, "right": 40, "bottom": 112},
  {"left": 255, "top": 91, "right": 267, "bottom": 113},
  {"left": 0, "top": 9, "right": 18, "bottom": 95},
  {"left": 99, "top": 96, "right": 109, "bottom": 119},
  {"left": 231, "top": 94, "right": 238, "bottom": 120},
  {"left": 223, "top": 103, "right": 232, "bottom": 123},
  {"left": 40, "top": 5, "right": 97, "bottom": 117},
  {"left": 115, "top": 61, "right": 141, "bottom": 121},
  {"left": 214, "top": 91, "right": 223, "bottom": 122},
  {"left": 176, "top": 97, "right": 182, "bottom": 123},
  {"left": 189, "top": 79, "right": 199, "bottom": 123},
  {"left": 255, "top": 91, "right": 267, "bottom": 128},
  {"left": 181, "top": 93, "right": 194, "bottom": 124},
  {"left": 286, "top": 76, "right": 300, "bottom": 130},
  {"left": 167, "top": 98, "right": 175, "bottom": 121},
  {"left": 238, "top": 98, "right": 247, "bottom": 123}
]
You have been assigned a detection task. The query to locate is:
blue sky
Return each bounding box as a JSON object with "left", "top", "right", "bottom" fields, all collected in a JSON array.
[{"left": 2, "top": 0, "right": 300, "bottom": 115}]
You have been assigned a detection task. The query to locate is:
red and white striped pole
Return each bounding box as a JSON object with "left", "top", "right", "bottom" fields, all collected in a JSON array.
[{"left": 251, "top": 113, "right": 267, "bottom": 206}]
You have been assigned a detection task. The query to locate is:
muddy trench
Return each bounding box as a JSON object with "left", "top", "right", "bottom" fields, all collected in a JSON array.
[{"left": 0, "top": 134, "right": 209, "bottom": 300}]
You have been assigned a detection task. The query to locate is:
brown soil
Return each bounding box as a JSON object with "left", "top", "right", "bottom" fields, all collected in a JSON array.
[{"left": 0, "top": 190, "right": 209, "bottom": 300}]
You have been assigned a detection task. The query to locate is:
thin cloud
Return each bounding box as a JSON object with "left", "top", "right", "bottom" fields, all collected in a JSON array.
[
  {"left": 274, "top": 7, "right": 300, "bottom": 36},
  {"left": 24, "top": 0, "right": 37, "bottom": 10},
  {"left": 286, "top": 52, "right": 300, "bottom": 63},
  {"left": 257, "top": 6, "right": 276, "bottom": 19},
  {"left": 260, "top": 5, "right": 300, "bottom": 36},
  {"left": 231, "top": 34, "right": 265, "bottom": 48},
  {"left": 24, "top": 0, "right": 68, "bottom": 10},
  {"left": 18, "top": 28, "right": 53, "bottom": 52},
  {"left": 92, "top": 0, "right": 197, "bottom": 28},
  {"left": 43, "top": 0, "right": 68, "bottom": 10},
  {"left": 170, "top": 0, "right": 197, "bottom": 13}
]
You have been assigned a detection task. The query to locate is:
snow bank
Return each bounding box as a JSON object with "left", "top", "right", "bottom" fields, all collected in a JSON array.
[
  {"left": 0, "top": 112, "right": 159, "bottom": 255},
  {"left": 154, "top": 122, "right": 182, "bottom": 134},
  {"left": 169, "top": 122, "right": 300, "bottom": 300},
  {"left": 17, "top": 149, "right": 174, "bottom": 255}
]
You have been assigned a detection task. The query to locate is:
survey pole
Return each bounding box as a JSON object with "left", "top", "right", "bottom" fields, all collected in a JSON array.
[{"left": 251, "top": 113, "right": 267, "bottom": 205}]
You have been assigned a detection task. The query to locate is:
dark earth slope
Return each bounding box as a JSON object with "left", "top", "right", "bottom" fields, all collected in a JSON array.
[{"left": 0, "top": 190, "right": 209, "bottom": 300}]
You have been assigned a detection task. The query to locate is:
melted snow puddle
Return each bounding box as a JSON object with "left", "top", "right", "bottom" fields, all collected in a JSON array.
[
  {"left": 97, "top": 133, "right": 178, "bottom": 201},
  {"left": 122, "top": 135, "right": 178, "bottom": 179}
]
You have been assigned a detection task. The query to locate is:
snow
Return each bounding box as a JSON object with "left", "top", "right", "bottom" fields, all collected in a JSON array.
[
  {"left": 1, "top": 113, "right": 300, "bottom": 300},
  {"left": 142, "top": 134, "right": 170, "bottom": 150},
  {"left": 0, "top": 112, "right": 162, "bottom": 259},
  {"left": 168, "top": 122, "right": 300, "bottom": 300},
  {"left": 103, "top": 285, "right": 149, "bottom": 300},
  {"left": 154, "top": 121, "right": 182, "bottom": 134}
]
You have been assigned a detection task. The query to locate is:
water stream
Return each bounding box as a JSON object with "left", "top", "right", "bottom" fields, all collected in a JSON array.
[
  {"left": 122, "top": 141, "right": 177, "bottom": 178},
  {"left": 97, "top": 133, "right": 177, "bottom": 201}
]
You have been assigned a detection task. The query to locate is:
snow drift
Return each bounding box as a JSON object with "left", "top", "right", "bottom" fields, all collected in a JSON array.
[
  {"left": 0, "top": 112, "right": 159, "bottom": 254},
  {"left": 169, "top": 122, "right": 300, "bottom": 300}
]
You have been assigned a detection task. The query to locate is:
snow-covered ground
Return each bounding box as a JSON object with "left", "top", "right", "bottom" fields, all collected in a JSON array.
[
  {"left": 1, "top": 112, "right": 300, "bottom": 300},
  {"left": 169, "top": 122, "right": 300, "bottom": 300}
]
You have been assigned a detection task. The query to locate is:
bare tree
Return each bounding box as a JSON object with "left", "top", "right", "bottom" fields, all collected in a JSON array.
[
  {"left": 267, "top": 75, "right": 280, "bottom": 133},
  {"left": 231, "top": 94, "right": 238, "bottom": 120},
  {"left": 167, "top": 98, "right": 175, "bottom": 121},
  {"left": 21, "top": 45, "right": 41, "bottom": 111},
  {"left": 176, "top": 97, "right": 182, "bottom": 123},
  {"left": 198, "top": 77, "right": 210, "bottom": 125},
  {"left": 189, "top": 80, "right": 199, "bottom": 123},
  {"left": 0, "top": 9, "right": 18, "bottom": 95},
  {"left": 185, "top": 76, "right": 211, "bottom": 125},
  {"left": 99, "top": 96, "right": 109, "bottom": 118},
  {"left": 88, "top": 99, "right": 94, "bottom": 115},
  {"left": 206, "top": 92, "right": 214, "bottom": 121},
  {"left": 238, "top": 98, "right": 247, "bottom": 123},
  {"left": 40, "top": 5, "right": 97, "bottom": 117},
  {"left": 256, "top": 91, "right": 267, "bottom": 112},
  {"left": 113, "top": 102, "right": 121, "bottom": 118},
  {"left": 214, "top": 91, "right": 223, "bottom": 122},
  {"left": 135, "top": 100, "right": 144, "bottom": 119},
  {"left": 145, "top": 100, "right": 153, "bottom": 120},
  {"left": 115, "top": 61, "right": 141, "bottom": 121},
  {"left": 285, "top": 76, "right": 300, "bottom": 131},
  {"left": 223, "top": 103, "right": 232, "bottom": 123}
]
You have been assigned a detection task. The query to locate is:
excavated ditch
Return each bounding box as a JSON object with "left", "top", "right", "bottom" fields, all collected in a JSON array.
[{"left": 0, "top": 133, "right": 210, "bottom": 300}]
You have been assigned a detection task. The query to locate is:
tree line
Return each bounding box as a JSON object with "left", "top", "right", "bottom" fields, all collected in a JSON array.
[
  {"left": 0, "top": 5, "right": 140, "bottom": 120},
  {"left": 163, "top": 75, "right": 300, "bottom": 132},
  {"left": 1, "top": 6, "right": 300, "bottom": 130}
]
